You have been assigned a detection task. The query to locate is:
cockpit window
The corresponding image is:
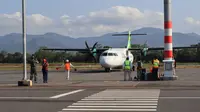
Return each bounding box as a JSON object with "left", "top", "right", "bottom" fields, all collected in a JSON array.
[
  {"left": 101, "top": 52, "right": 118, "bottom": 56},
  {"left": 102, "top": 53, "right": 107, "bottom": 56},
  {"left": 108, "top": 53, "right": 113, "bottom": 56}
]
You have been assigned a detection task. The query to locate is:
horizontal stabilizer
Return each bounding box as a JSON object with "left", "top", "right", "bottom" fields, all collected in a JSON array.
[
  {"left": 112, "top": 33, "right": 147, "bottom": 36},
  {"left": 128, "top": 46, "right": 200, "bottom": 51}
]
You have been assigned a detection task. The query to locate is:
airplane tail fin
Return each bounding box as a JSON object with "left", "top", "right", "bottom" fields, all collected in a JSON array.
[
  {"left": 127, "top": 31, "right": 131, "bottom": 49},
  {"left": 112, "top": 31, "right": 147, "bottom": 49}
]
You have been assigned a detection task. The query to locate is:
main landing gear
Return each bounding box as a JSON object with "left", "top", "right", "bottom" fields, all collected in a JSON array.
[{"left": 105, "top": 68, "right": 111, "bottom": 72}]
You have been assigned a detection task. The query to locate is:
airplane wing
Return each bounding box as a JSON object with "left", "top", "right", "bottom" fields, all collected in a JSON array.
[
  {"left": 128, "top": 46, "right": 200, "bottom": 51},
  {"left": 42, "top": 48, "right": 108, "bottom": 53}
]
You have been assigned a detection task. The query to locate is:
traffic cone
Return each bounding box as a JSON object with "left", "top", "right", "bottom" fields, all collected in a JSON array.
[{"left": 56, "top": 67, "right": 61, "bottom": 70}]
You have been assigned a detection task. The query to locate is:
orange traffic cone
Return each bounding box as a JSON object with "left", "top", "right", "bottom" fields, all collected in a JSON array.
[
  {"left": 150, "top": 67, "right": 153, "bottom": 73},
  {"left": 56, "top": 67, "right": 61, "bottom": 70}
]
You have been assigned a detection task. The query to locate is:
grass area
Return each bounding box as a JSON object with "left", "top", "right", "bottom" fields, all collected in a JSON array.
[{"left": 0, "top": 62, "right": 200, "bottom": 71}]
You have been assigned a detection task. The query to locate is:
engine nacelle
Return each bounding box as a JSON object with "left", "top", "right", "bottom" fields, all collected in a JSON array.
[{"left": 141, "top": 48, "right": 148, "bottom": 56}]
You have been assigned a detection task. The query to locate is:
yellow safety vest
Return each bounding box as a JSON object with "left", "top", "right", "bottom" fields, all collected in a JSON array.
[
  {"left": 153, "top": 59, "right": 159, "bottom": 68},
  {"left": 124, "top": 60, "right": 131, "bottom": 70}
]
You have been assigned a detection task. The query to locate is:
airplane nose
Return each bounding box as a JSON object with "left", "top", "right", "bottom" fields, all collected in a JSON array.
[{"left": 100, "top": 57, "right": 112, "bottom": 68}]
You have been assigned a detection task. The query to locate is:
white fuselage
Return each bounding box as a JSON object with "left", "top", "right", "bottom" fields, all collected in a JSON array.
[{"left": 99, "top": 48, "right": 134, "bottom": 68}]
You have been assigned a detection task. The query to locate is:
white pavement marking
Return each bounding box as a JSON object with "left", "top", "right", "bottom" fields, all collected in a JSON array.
[
  {"left": 81, "top": 98, "right": 158, "bottom": 101},
  {"left": 85, "top": 97, "right": 159, "bottom": 99},
  {"left": 72, "top": 103, "right": 158, "bottom": 106},
  {"left": 159, "top": 97, "right": 200, "bottom": 99},
  {"left": 78, "top": 100, "right": 158, "bottom": 103},
  {"left": 50, "top": 89, "right": 84, "bottom": 99},
  {"left": 62, "top": 108, "right": 157, "bottom": 111},
  {"left": 133, "top": 82, "right": 140, "bottom": 86},
  {"left": 60, "top": 89, "right": 160, "bottom": 112},
  {"left": 0, "top": 97, "right": 49, "bottom": 99},
  {"left": 68, "top": 105, "right": 157, "bottom": 108}
]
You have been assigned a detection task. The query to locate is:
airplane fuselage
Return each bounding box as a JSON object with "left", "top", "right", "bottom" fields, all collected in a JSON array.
[{"left": 99, "top": 48, "right": 134, "bottom": 70}]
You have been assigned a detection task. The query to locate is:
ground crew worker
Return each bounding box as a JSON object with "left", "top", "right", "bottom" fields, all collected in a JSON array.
[
  {"left": 136, "top": 56, "right": 143, "bottom": 80},
  {"left": 42, "top": 58, "right": 49, "bottom": 83},
  {"left": 123, "top": 57, "right": 132, "bottom": 81},
  {"left": 64, "top": 59, "right": 75, "bottom": 80},
  {"left": 29, "top": 55, "right": 39, "bottom": 83},
  {"left": 152, "top": 56, "right": 160, "bottom": 80}
]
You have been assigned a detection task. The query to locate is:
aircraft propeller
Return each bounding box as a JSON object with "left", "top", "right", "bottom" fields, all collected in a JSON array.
[{"left": 85, "top": 41, "right": 98, "bottom": 63}]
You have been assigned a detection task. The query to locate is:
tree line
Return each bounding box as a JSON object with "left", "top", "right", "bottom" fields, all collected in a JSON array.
[{"left": 0, "top": 43, "right": 200, "bottom": 63}]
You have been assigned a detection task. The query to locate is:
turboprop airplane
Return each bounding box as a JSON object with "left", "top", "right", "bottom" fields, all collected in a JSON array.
[{"left": 42, "top": 31, "right": 200, "bottom": 72}]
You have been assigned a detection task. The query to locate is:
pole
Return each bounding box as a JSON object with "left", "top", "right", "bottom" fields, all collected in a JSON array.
[
  {"left": 162, "top": 0, "right": 177, "bottom": 80},
  {"left": 22, "top": 0, "right": 27, "bottom": 80},
  {"left": 164, "top": 0, "right": 173, "bottom": 60}
]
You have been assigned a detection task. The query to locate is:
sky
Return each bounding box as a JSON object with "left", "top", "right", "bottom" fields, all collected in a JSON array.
[{"left": 0, "top": 0, "right": 200, "bottom": 37}]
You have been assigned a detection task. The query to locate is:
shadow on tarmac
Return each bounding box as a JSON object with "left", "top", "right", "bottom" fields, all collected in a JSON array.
[{"left": 75, "top": 69, "right": 122, "bottom": 73}]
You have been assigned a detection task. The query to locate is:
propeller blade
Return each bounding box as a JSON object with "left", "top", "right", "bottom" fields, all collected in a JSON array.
[
  {"left": 92, "top": 42, "right": 98, "bottom": 51},
  {"left": 85, "top": 41, "right": 90, "bottom": 50},
  {"left": 85, "top": 41, "right": 92, "bottom": 54},
  {"left": 84, "top": 41, "right": 98, "bottom": 63},
  {"left": 144, "top": 41, "right": 148, "bottom": 48}
]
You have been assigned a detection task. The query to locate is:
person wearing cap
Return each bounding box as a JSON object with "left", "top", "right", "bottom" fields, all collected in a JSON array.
[
  {"left": 64, "top": 59, "right": 75, "bottom": 80},
  {"left": 123, "top": 57, "right": 133, "bottom": 81},
  {"left": 29, "top": 55, "right": 39, "bottom": 83},
  {"left": 42, "top": 58, "right": 49, "bottom": 83}
]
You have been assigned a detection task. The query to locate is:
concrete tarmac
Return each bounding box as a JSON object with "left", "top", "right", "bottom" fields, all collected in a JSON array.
[
  {"left": 0, "top": 68, "right": 200, "bottom": 112},
  {"left": 0, "top": 88, "right": 200, "bottom": 112}
]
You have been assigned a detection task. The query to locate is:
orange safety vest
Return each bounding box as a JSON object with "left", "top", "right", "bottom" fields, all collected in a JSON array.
[{"left": 65, "top": 62, "right": 70, "bottom": 70}]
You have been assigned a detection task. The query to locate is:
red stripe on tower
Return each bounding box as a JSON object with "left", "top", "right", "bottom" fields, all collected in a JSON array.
[
  {"left": 164, "top": 36, "right": 172, "bottom": 43},
  {"left": 164, "top": 21, "right": 172, "bottom": 29},
  {"left": 164, "top": 51, "right": 173, "bottom": 58}
]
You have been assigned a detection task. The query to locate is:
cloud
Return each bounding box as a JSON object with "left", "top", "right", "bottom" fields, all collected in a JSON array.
[
  {"left": 0, "top": 12, "right": 54, "bottom": 35},
  {"left": 183, "top": 17, "right": 200, "bottom": 34},
  {"left": 0, "top": 6, "right": 164, "bottom": 37},
  {"left": 185, "top": 17, "right": 200, "bottom": 25}
]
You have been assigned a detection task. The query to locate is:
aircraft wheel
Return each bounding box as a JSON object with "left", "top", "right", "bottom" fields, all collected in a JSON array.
[
  {"left": 132, "top": 66, "right": 135, "bottom": 71},
  {"left": 105, "top": 68, "right": 111, "bottom": 72}
]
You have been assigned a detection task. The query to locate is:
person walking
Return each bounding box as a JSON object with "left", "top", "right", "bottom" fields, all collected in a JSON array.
[
  {"left": 64, "top": 59, "right": 75, "bottom": 80},
  {"left": 123, "top": 57, "right": 132, "bottom": 81},
  {"left": 42, "top": 58, "right": 49, "bottom": 83}
]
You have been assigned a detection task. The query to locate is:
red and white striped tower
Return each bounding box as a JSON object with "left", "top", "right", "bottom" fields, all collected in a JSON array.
[
  {"left": 164, "top": 0, "right": 173, "bottom": 60},
  {"left": 163, "top": 0, "right": 177, "bottom": 80}
]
